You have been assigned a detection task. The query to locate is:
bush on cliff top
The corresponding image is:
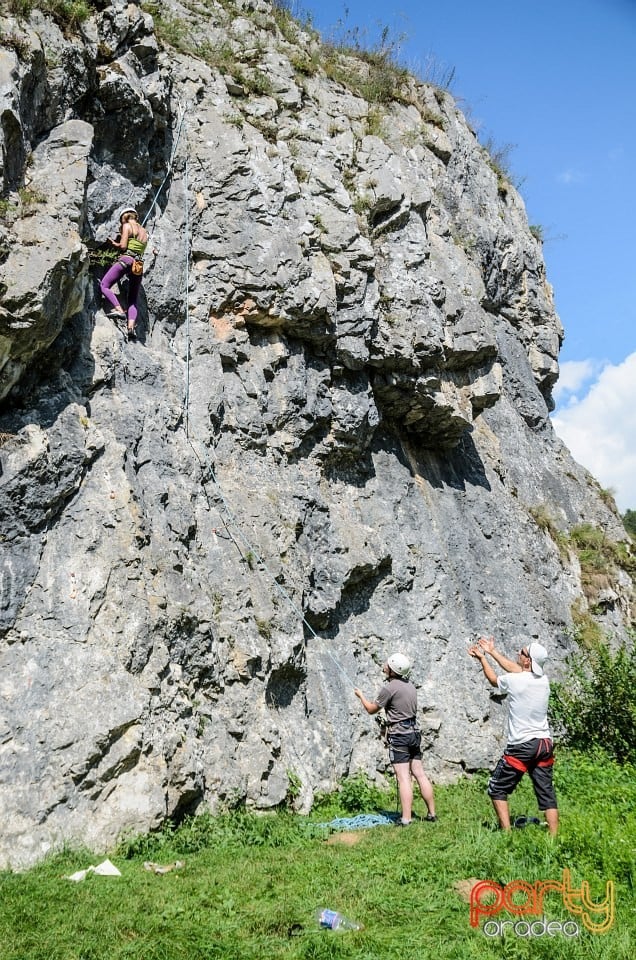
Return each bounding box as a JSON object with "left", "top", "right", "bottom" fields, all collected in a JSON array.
[{"left": 5, "top": 0, "right": 95, "bottom": 30}]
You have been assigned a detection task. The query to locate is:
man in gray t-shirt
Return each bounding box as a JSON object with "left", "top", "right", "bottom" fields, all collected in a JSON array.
[
  {"left": 375, "top": 675, "right": 417, "bottom": 729},
  {"left": 355, "top": 654, "right": 436, "bottom": 826}
]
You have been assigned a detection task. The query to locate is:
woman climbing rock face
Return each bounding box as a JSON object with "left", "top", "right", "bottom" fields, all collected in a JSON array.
[{"left": 100, "top": 208, "right": 149, "bottom": 339}]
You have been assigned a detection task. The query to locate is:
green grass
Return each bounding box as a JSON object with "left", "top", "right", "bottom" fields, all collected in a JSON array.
[{"left": 0, "top": 752, "right": 634, "bottom": 959}]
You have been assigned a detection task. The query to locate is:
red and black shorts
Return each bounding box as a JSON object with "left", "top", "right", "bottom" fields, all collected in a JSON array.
[{"left": 488, "top": 738, "right": 557, "bottom": 809}]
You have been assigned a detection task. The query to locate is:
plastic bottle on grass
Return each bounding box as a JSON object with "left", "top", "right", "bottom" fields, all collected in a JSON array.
[{"left": 316, "top": 908, "right": 362, "bottom": 931}]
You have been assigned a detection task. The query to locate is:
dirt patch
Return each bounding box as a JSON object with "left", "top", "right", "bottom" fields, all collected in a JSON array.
[
  {"left": 453, "top": 878, "right": 482, "bottom": 902},
  {"left": 325, "top": 831, "right": 363, "bottom": 846}
]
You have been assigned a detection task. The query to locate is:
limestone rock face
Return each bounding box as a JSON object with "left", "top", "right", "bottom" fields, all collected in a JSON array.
[{"left": 0, "top": 1, "right": 632, "bottom": 867}]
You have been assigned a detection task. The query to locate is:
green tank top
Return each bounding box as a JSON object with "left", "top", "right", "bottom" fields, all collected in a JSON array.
[{"left": 126, "top": 235, "right": 147, "bottom": 256}]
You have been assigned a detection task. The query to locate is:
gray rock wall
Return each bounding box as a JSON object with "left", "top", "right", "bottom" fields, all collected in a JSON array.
[{"left": 0, "top": 0, "right": 632, "bottom": 867}]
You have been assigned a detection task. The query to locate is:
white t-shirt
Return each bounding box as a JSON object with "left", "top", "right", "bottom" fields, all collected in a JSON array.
[{"left": 496, "top": 671, "right": 551, "bottom": 745}]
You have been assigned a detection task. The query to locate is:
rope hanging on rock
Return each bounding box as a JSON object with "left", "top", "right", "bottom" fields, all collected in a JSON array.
[
  {"left": 141, "top": 100, "right": 188, "bottom": 230},
  {"left": 176, "top": 108, "right": 356, "bottom": 693}
]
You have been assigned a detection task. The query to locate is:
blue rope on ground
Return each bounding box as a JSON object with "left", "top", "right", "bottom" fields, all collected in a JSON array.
[{"left": 315, "top": 813, "right": 399, "bottom": 831}]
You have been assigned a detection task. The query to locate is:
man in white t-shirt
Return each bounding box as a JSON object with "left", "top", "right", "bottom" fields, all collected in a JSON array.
[{"left": 468, "top": 636, "right": 558, "bottom": 835}]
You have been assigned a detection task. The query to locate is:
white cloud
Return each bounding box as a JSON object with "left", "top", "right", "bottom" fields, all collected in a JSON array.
[
  {"left": 607, "top": 147, "right": 625, "bottom": 163},
  {"left": 556, "top": 168, "right": 585, "bottom": 185},
  {"left": 552, "top": 359, "right": 599, "bottom": 404},
  {"left": 552, "top": 352, "right": 636, "bottom": 512}
]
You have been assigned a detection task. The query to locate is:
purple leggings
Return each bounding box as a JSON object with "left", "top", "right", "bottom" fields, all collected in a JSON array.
[{"left": 100, "top": 256, "right": 142, "bottom": 323}]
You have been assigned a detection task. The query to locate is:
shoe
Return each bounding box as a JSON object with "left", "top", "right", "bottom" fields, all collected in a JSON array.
[
  {"left": 127, "top": 324, "right": 137, "bottom": 341},
  {"left": 513, "top": 816, "right": 541, "bottom": 828},
  {"left": 397, "top": 819, "right": 412, "bottom": 827},
  {"left": 425, "top": 814, "right": 437, "bottom": 822}
]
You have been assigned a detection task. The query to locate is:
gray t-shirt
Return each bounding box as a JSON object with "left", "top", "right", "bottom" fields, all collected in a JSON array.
[{"left": 375, "top": 678, "right": 417, "bottom": 729}]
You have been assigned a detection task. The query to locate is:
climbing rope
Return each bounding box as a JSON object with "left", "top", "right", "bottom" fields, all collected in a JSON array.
[
  {"left": 184, "top": 153, "right": 190, "bottom": 439},
  {"left": 141, "top": 100, "right": 188, "bottom": 230},
  {"left": 315, "top": 813, "right": 399, "bottom": 831},
  {"left": 176, "top": 118, "right": 355, "bottom": 691},
  {"left": 152, "top": 87, "right": 413, "bottom": 817},
  {"left": 161, "top": 92, "right": 419, "bottom": 824},
  {"left": 186, "top": 437, "right": 357, "bottom": 691}
]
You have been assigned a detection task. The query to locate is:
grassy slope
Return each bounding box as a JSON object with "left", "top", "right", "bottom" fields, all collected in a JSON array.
[{"left": 1, "top": 752, "right": 634, "bottom": 960}]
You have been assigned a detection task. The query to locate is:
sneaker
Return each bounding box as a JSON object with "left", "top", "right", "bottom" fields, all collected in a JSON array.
[
  {"left": 513, "top": 816, "right": 541, "bottom": 828},
  {"left": 424, "top": 814, "right": 437, "bottom": 822},
  {"left": 397, "top": 819, "right": 412, "bottom": 827}
]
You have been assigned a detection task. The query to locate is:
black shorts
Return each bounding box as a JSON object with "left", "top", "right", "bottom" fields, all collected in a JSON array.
[
  {"left": 487, "top": 738, "right": 557, "bottom": 809},
  {"left": 388, "top": 730, "right": 422, "bottom": 764}
]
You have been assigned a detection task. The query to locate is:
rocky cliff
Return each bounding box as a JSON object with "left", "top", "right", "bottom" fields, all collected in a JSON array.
[{"left": 0, "top": 0, "right": 632, "bottom": 868}]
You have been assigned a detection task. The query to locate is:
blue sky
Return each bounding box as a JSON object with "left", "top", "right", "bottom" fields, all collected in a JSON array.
[{"left": 301, "top": 0, "right": 636, "bottom": 510}]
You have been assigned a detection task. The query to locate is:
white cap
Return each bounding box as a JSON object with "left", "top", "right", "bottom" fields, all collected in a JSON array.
[
  {"left": 119, "top": 206, "right": 138, "bottom": 221},
  {"left": 386, "top": 653, "right": 411, "bottom": 678},
  {"left": 528, "top": 642, "right": 548, "bottom": 676}
]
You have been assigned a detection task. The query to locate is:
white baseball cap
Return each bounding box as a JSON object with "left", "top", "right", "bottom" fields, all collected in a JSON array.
[{"left": 528, "top": 642, "right": 548, "bottom": 676}]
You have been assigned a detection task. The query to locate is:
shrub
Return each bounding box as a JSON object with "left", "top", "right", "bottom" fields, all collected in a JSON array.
[
  {"left": 118, "top": 807, "right": 322, "bottom": 860},
  {"left": 198, "top": 40, "right": 236, "bottom": 73},
  {"left": 571, "top": 522, "right": 609, "bottom": 570},
  {"left": 285, "top": 769, "right": 301, "bottom": 808},
  {"left": 365, "top": 106, "right": 385, "bottom": 138},
  {"left": 322, "top": 20, "right": 411, "bottom": 105},
  {"left": 551, "top": 639, "right": 636, "bottom": 763},
  {"left": 528, "top": 503, "right": 569, "bottom": 557},
  {"left": 570, "top": 522, "right": 636, "bottom": 591},
  {"left": 289, "top": 50, "right": 318, "bottom": 76},
  {"left": 149, "top": 9, "right": 192, "bottom": 55},
  {"left": 481, "top": 135, "right": 523, "bottom": 195},
  {"left": 420, "top": 107, "right": 445, "bottom": 129},
  {"left": 4, "top": 0, "right": 94, "bottom": 29},
  {"left": 0, "top": 198, "right": 16, "bottom": 220},
  {"left": 271, "top": 0, "right": 314, "bottom": 43},
  {"left": 44, "top": 0, "right": 93, "bottom": 31},
  {"left": 19, "top": 186, "right": 45, "bottom": 209},
  {"left": 0, "top": 27, "right": 31, "bottom": 57},
  {"left": 5, "top": 0, "right": 35, "bottom": 16},
  {"left": 570, "top": 600, "right": 604, "bottom": 648},
  {"left": 338, "top": 772, "right": 391, "bottom": 813},
  {"left": 241, "top": 68, "right": 274, "bottom": 97},
  {"left": 623, "top": 508, "right": 636, "bottom": 539}
]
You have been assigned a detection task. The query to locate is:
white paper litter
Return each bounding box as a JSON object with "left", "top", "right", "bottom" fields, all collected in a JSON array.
[{"left": 65, "top": 858, "right": 122, "bottom": 882}]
